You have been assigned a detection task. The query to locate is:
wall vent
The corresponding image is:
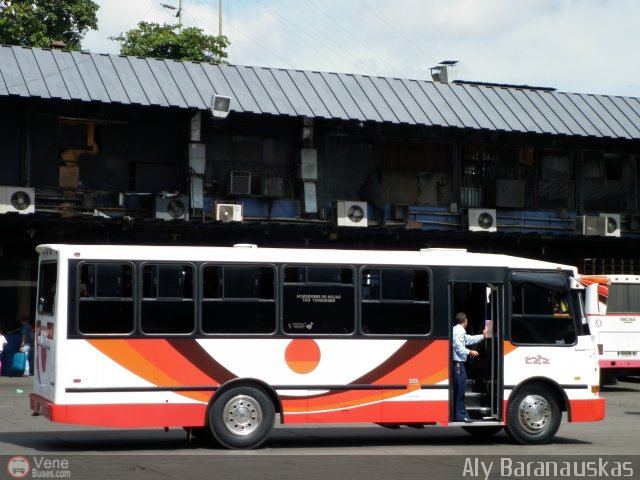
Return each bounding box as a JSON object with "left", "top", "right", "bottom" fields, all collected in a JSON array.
[{"left": 228, "top": 171, "right": 251, "bottom": 195}]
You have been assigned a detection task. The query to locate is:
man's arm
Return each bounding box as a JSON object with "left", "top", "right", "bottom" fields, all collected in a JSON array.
[{"left": 464, "top": 333, "right": 484, "bottom": 346}]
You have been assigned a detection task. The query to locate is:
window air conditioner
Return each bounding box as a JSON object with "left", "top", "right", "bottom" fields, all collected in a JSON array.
[
  {"left": 599, "top": 213, "right": 621, "bottom": 237},
  {"left": 154, "top": 194, "right": 189, "bottom": 221},
  {"left": 334, "top": 201, "right": 368, "bottom": 227},
  {"left": 0, "top": 186, "right": 35, "bottom": 214},
  {"left": 468, "top": 208, "right": 497, "bottom": 232},
  {"left": 575, "top": 215, "right": 606, "bottom": 236},
  {"left": 228, "top": 171, "right": 251, "bottom": 195},
  {"left": 261, "top": 175, "right": 285, "bottom": 197},
  {"left": 216, "top": 203, "right": 243, "bottom": 222}
]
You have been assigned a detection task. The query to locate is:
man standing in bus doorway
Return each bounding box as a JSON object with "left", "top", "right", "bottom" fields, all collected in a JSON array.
[{"left": 452, "top": 312, "right": 486, "bottom": 422}]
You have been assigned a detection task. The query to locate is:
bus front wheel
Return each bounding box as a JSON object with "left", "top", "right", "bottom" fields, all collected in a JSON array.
[
  {"left": 208, "top": 385, "right": 275, "bottom": 449},
  {"left": 505, "top": 385, "right": 561, "bottom": 445}
]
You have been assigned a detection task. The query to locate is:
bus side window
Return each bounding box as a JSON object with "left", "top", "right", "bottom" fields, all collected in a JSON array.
[
  {"left": 141, "top": 264, "right": 195, "bottom": 334},
  {"left": 78, "top": 263, "right": 134, "bottom": 335},
  {"left": 282, "top": 265, "right": 355, "bottom": 335},
  {"left": 201, "top": 264, "right": 276, "bottom": 334},
  {"left": 510, "top": 281, "right": 576, "bottom": 345},
  {"left": 361, "top": 267, "right": 430, "bottom": 335},
  {"left": 607, "top": 284, "right": 640, "bottom": 313}
]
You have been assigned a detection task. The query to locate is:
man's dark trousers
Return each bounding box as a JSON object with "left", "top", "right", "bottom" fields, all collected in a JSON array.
[{"left": 453, "top": 360, "right": 468, "bottom": 421}]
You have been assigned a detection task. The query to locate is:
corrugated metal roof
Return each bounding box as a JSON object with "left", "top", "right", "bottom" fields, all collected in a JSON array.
[{"left": 1, "top": 45, "right": 640, "bottom": 140}]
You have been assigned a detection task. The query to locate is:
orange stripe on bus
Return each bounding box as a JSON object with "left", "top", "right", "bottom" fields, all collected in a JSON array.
[
  {"left": 504, "top": 341, "right": 518, "bottom": 355},
  {"left": 128, "top": 340, "right": 215, "bottom": 387},
  {"left": 87, "top": 339, "right": 210, "bottom": 403},
  {"left": 88, "top": 339, "right": 157, "bottom": 380}
]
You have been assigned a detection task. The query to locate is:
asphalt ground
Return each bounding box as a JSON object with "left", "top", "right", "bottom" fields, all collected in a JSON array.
[{"left": 0, "top": 375, "right": 638, "bottom": 479}]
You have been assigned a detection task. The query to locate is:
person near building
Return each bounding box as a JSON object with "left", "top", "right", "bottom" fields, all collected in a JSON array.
[{"left": 18, "top": 316, "right": 34, "bottom": 376}]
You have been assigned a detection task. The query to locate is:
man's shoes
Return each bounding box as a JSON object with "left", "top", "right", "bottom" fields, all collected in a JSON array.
[{"left": 463, "top": 418, "right": 474, "bottom": 423}]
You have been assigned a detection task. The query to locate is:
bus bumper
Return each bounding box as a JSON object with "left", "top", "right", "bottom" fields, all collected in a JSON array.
[
  {"left": 30, "top": 393, "right": 207, "bottom": 427},
  {"left": 569, "top": 397, "right": 606, "bottom": 422},
  {"left": 599, "top": 359, "right": 640, "bottom": 369}
]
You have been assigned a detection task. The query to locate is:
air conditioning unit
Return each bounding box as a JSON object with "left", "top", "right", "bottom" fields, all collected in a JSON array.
[
  {"left": 0, "top": 186, "right": 35, "bottom": 214},
  {"left": 216, "top": 203, "right": 243, "bottom": 222},
  {"left": 335, "top": 201, "right": 368, "bottom": 227},
  {"left": 261, "top": 175, "right": 285, "bottom": 197},
  {"left": 599, "top": 213, "right": 621, "bottom": 237},
  {"left": 468, "top": 208, "right": 497, "bottom": 232},
  {"left": 154, "top": 194, "right": 189, "bottom": 221},
  {"left": 228, "top": 171, "right": 251, "bottom": 195},
  {"left": 575, "top": 215, "right": 606, "bottom": 236}
]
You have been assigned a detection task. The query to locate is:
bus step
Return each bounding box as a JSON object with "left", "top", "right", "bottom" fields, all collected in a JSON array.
[
  {"left": 449, "top": 419, "right": 501, "bottom": 426},
  {"left": 464, "top": 392, "right": 483, "bottom": 406},
  {"left": 467, "top": 406, "right": 492, "bottom": 414}
]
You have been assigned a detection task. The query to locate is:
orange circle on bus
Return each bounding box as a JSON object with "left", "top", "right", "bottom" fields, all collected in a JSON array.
[{"left": 285, "top": 339, "right": 321, "bottom": 374}]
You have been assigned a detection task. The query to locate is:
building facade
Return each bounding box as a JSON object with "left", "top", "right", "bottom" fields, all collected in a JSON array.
[{"left": 1, "top": 46, "right": 640, "bottom": 326}]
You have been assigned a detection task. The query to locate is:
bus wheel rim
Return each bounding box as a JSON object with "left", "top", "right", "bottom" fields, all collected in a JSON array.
[
  {"left": 517, "top": 394, "right": 551, "bottom": 434},
  {"left": 222, "top": 394, "right": 263, "bottom": 437}
]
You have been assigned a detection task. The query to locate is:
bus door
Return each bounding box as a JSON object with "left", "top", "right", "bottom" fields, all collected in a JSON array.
[
  {"left": 34, "top": 260, "right": 58, "bottom": 400},
  {"left": 484, "top": 284, "right": 501, "bottom": 420},
  {"left": 450, "top": 282, "right": 502, "bottom": 422}
]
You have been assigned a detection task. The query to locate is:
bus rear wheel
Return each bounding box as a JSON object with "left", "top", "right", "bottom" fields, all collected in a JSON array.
[
  {"left": 208, "top": 385, "right": 275, "bottom": 449},
  {"left": 505, "top": 385, "right": 561, "bottom": 445}
]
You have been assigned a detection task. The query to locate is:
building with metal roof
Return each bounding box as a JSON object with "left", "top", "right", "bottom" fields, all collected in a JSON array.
[
  {"left": 1, "top": 45, "right": 639, "bottom": 139},
  {"left": 1, "top": 45, "right": 640, "bottom": 326}
]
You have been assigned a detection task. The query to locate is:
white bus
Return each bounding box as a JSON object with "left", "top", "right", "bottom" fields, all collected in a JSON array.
[
  {"left": 30, "top": 244, "right": 604, "bottom": 448},
  {"left": 579, "top": 274, "right": 640, "bottom": 383}
]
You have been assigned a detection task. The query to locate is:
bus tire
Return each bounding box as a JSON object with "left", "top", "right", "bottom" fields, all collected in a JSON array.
[
  {"left": 461, "top": 425, "right": 503, "bottom": 438},
  {"left": 208, "top": 385, "right": 275, "bottom": 449},
  {"left": 505, "top": 385, "right": 561, "bottom": 445}
]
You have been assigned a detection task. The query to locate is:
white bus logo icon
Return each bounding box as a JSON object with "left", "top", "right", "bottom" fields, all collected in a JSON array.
[{"left": 7, "top": 456, "right": 30, "bottom": 479}]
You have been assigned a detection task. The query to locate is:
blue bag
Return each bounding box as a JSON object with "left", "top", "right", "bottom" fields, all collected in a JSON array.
[{"left": 10, "top": 351, "right": 26, "bottom": 376}]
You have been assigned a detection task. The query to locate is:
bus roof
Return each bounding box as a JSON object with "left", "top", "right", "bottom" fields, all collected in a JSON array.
[{"left": 36, "top": 244, "right": 577, "bottom": 273}]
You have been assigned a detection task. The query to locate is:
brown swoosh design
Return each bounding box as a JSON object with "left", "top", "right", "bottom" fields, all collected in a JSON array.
[{"left": 167, "top": 338, "right": 236, "bottom": 385}]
